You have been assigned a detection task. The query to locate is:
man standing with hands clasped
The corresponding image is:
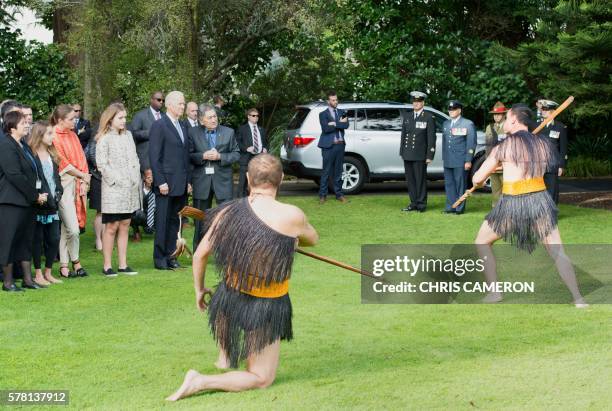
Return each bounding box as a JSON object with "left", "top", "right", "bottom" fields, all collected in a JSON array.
[
  {"left": 237, "top": 108, "right": 268, "bottom": 197},
  {"left": 442, "top": 100, "right": 476, "bottom": 214},
  {"left": 400, "top": 91, "right": 436, "bottom": 212},
  {"left": 538, "top": 99, "right": 568, "bottom": 204},
  {"left": 149, "top": 91, "right": 191, "bottom": 270},
  {"left": 188, "top": 104, "right": 240, "bottom": 248},
  {"left": 317, "top": 90, "right": 349, "bottom": 204}
]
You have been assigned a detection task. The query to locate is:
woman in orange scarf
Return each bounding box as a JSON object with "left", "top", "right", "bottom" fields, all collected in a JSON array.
[{"left": 51, "top": 104, "right": 90, "bottom": 278}]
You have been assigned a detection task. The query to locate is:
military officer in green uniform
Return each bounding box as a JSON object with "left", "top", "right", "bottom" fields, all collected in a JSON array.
[
  {"left": 399, "top": 91, "right": 436, "bottom": 212},
  {"left": 484, "top": 101, "right": 508, "bottom": 207},
  {"left": 538, "top": 99, "right": 568, "bottom": 204}
]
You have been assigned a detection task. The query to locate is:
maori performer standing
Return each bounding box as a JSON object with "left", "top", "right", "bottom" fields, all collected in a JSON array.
[
  {"left": 471, "top": 104, "right": 587, "bottom": 307},
  {"left": 167, "top": 154, "right": 319, "bottom": 401}
]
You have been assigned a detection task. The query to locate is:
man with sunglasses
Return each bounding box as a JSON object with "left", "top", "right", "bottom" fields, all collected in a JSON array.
[
  {"left": 236, "top": 108, "right": 268, "bottom": 197},
  {"left": 129, "top": 91, "right": 165, "bottom": 172},
  {"left": 72, "top": 103, "right": 92, "bottom": 150}
]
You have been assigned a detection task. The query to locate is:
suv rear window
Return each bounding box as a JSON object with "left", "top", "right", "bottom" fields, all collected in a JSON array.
[
  {"left": 357, "top": 108, "right": 402, "bottom": 131},
  {"left": 287, "top": 108, "right": 311, "bottom": 129}
]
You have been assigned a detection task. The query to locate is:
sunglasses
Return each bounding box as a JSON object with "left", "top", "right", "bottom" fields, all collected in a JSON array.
[
  {"left": 74, "top": 109, "right": 81, "bottom": 112},
  {"left": 249, "top": 114, "right": 259, "bottom": 117},
  {"left": 155, "top": 98, "right": 164, "bottom": 102}
]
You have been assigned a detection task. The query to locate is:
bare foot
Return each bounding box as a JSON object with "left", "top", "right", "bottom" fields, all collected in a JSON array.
[
  {"left": 482, "top": 292, "right": 503, "bottom": 304},
  {"left": 34, "top": 273, "right": 51, "bottom": 286},
  {"left": 44, "top": 272, "right": 63, "bottom": 284},
  {"left": 574, "top": 298, "right": 589, "bottom": 309},
  {"left": 214, "top": 359, "right": 230, "bottom": 370},
  {"left": 166, "top": 369, "right": 205, "bottom": 401}
]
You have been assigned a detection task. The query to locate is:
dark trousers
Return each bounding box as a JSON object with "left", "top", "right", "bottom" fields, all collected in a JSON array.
[
  {"left": 32, "top": 220, "right": 61, "bottom": 270},
  {"left": 444, "top": 167, "right": 467, "bottom": 213},
  {"left": 237, "top": 162, "right": 250, "bottom": 198},
  {"left": 193, "top": 192, "right": 230, "bottom": 250},
  {"left": 403, "top": 160, "right": 428, "bottom": 210},
  {"left": 153, "top": 193, "right": 187, "bottom": 267},
  {"left": 0, "top": 205, "right": 35, "bottom": 266},
  {"left": 544, "top": 171, "right": 560, "bottom": 204},
  {"left": 319, "top": 143, "right": 345, "bottom": 198}
]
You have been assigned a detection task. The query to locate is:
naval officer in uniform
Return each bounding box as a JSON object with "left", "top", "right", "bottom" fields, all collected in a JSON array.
[
  {"left": 442, "top": 100, "right": 476, "bottom": 214},
  {"left": 399, "top": 91, "right": 436, "bottom": 212},
  {"left": 537, "top": 99, "right": 568, "bottom": 204}
]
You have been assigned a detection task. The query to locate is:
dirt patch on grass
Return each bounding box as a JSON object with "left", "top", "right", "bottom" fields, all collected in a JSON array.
[{"left": 560, "top": 192, "right": 612, "bottom": 210}]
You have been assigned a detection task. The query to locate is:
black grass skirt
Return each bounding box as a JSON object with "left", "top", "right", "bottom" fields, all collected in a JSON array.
[
  {"left": 486, "top": 190, "right": 558, "bottom": 253},
  {"left": 208, "top": 282, "right": 293, "bottom": 368}
]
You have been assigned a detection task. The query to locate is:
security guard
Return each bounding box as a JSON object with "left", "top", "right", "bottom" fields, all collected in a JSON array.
[
  {"left": 400, "top": 91, "right": 436, "bottom": 212},
  {"left": 442, "top": 100, "right": 477, "bottom": 214},
  {"left": 538, "top": 99, "right": 568, "bottom": 204}
]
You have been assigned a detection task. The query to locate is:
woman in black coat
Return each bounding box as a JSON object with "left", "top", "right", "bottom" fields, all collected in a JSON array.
[{"left": 0, "top": 111, "right": 48, "bottom": 292}]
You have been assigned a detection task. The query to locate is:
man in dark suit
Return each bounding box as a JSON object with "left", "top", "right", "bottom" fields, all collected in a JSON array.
[
  {"left": 317, "top": 90, "right": 349, "bottom": 204},
  {"left": 188, "top": 104, "right": 240, "bottom": 248},
  {"left": 538, "top": 99, "right": 568, "bottom": 204},
  {"left": 130, "top": 91, "right": 164, "bottom": 172},
  {"left": 400, "top": 91, "right": 436, "bottom": 212},
  {"left": 182, "top": 101, "right": 199, "bottom": 129},
  {"left": 148, "top": 91, "right": 191, "bottom": 270},
  {"left": 72, "top": 104, "right": 92, "bottom": 150},
  {"left": 236, "top": 108, "right": 268, "bottom": 197}
]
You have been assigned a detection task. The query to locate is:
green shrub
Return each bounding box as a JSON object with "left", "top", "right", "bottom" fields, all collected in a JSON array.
[{"left": 565, "top": 155, "right": 611, "bottom": 178}]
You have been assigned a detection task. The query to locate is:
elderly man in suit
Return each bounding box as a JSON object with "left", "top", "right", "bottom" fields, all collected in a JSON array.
[
  {"left": 442, "top": 100, "right": 477, "bottom": 214},
  {"left": 129, "top": 91, "right": 165, "bottom": 172},
  {"left": 317, "top": 90, "right": 349, "bottom": 204},
  {"left": 183, "top": 101, "right": 199, "bottom": 129},
  {"left": 236, "top": 107, "right": 268, "bottom": 197},
  {"left": 149, "top": 91, "right": 191, "bottom": 270},
  {"left": 188, "top": 103, "right": 240, "bottom": 248}
]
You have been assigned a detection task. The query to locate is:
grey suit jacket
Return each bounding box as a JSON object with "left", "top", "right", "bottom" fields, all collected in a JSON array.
[
  {"left": 128, "top": 107, "right": 159, "bottom": 171},
  {"left": 188, "top": 125, "right": 240, "bottom": 201}
]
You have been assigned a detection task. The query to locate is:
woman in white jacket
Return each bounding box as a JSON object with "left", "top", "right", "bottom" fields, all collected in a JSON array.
[{"left": 95, "top": 103, "right": 142, "bottom": 276}]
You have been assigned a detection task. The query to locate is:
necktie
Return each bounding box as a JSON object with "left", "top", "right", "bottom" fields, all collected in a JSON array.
[
  {"left": 252, "top": 125, "right": 260, "bottom": 153},
  {"left": 155, "top": 111, "right": 161, "bottom": 120},
  {"left": 174, "top": 120, "right": 184, "bottom": 143},
  {"left": 208, "top": 131, "right": 216, "bottom": 148},
  {"left": 334, "top": 109, "right": 341, "bottom": 142},
  {"left": 146, "top": 191, "right": 155, "bottom": 230}
]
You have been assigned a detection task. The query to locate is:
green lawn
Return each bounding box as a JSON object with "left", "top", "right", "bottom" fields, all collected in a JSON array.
[{"left": 1, "top": 194, "right": 611, "bottom": 410}]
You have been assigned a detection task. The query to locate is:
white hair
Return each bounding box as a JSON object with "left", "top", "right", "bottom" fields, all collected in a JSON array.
[{"left": 165, "top": 91, "right": 185, "bottom": 108}]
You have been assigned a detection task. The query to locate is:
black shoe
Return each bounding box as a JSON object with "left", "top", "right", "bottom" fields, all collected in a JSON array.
[
  {"left": 2, "top": 284, "right": 24, "bottom": 292},
  {"left": 168, "top": 259, "right": 182, "bottom": 269},
  {"left": 59, "top": 268, "right": 78, "bottom": 278},
  {"left": 155, "top": 265, "right": 171, "bottom": 271},
  {"left": 75, "top": 268, "right": 88, "bottom": 277},
  {"left": 442, "top": 210, "right": 455, "bottom": 214},
  {"left": 102, "top": 268, "right": 118, "bottom": 277},
  {"left": 22, "top": 282, "right": 43, "bottom": 289},
  {"left": 416, "top": 208, "right": 426, "bottom": 213},
  {"left": 118, "top": 266, "right": 138, "bottom": 276},
  {"left": 402, "top": 205, "right": 417, "bottom": 212}
]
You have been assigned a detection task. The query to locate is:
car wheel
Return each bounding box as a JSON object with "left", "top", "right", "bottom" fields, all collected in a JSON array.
[
  {"left": 342, "top": 157, "right": 366, "bottom": 195},
  {"left": 468, "top": 154, "right": 491, "bottom": 192}
]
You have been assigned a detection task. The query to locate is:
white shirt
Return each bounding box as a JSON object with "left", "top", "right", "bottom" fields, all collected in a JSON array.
[
  {"left": 188, "top": 118, "right": 198, "bottom": 127},
  {"left": 414, "top": 110, "right": 423, "bottom": 119},
  {"left": 150, "top": 107, "right": 161, "bottom": 120},
  {"left": 451, "top": 115, "right": 462, "bottom": 127}
]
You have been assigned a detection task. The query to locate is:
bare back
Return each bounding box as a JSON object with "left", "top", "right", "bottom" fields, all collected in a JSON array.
[{"left": 248, "top": 196, "right": 307, "bottom": 239}]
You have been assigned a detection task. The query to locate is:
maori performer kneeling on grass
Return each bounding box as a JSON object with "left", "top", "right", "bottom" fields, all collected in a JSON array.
[
  {"left": 167, "top": 153, "right": 319, "bottom": 401},
  {"left": 470, "top": 104, "right": 587, "bottom": 308}
]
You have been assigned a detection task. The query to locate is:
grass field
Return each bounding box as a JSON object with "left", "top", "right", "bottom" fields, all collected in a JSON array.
[{"left": 2, "top": 194, "right": 611, "bottom": 410}]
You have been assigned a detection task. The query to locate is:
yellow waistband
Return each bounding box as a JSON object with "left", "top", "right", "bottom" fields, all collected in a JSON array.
[
  {"left": 502, "top": 177, "right": 546, "bottom": 195},
  {"left": 227, "top": 274, "right": 289, "bottom": 298}
]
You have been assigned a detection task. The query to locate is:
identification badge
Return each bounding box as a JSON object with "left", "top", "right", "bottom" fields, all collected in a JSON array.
[
  {"left": 451, "top": 128, "right": 467, "bottom": 136},
  {"left": 550, "top": 131, "right": 560, "bottom": 139},
  {"left": 36, "top": 180, "right": 42, "bottom": 189},
  {"left": 205, "top": 167, "right": 215, "bottom": 175},
  {"left": 416, "top": 121, "right": 427, "bottom": 129}
]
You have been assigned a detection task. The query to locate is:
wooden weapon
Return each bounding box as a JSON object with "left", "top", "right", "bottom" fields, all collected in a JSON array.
[
  {"left": 452, "top": 96, "right": 574, "bottom": 209},
  {"left": 173, "top": 206, "right": 376, "bottom": 280}
]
